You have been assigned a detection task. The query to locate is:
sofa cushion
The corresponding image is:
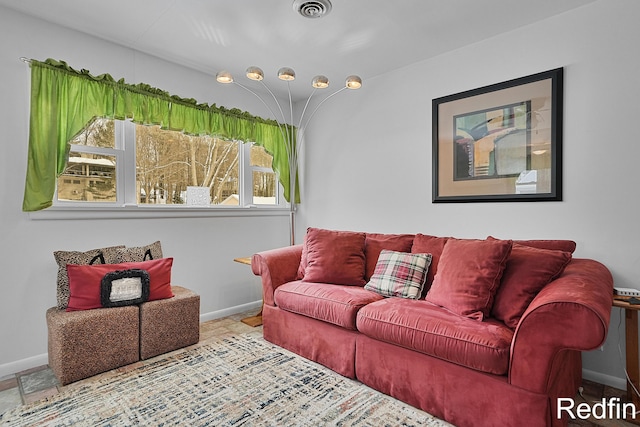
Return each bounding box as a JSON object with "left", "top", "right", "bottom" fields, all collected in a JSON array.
[
  {"left": 364, "top": 233, "right": 415, "bottom": 280},
  {"left": 357, "top": 298, "right": 513, "bottom": 375},
  {"left": 364, "top": 250, "right": 432, "bottom": 299},
  {"left": 274, "top": 281, "right": 384, "bottom": 330},
  {"left": 410, "top": 234, "right": 450, "bottom": 292},
  {"left": 298, "top": 228, "right": 367, "bottom": 286},
  {"left": 492, "top": 244, "right": 572, "bottom": 329},
  {"left": 425, "top": 238, "right": 512, "bottom": 320},
  {"left": 487, "top": 236, "right": 576, "bottom": 253},
  {"left": 66, "top": 258, "right": 174, "bottom": 311}
]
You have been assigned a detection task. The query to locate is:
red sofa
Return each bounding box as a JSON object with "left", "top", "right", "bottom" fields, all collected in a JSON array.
[{"left": 251, "top": 228, "right": 613, "bottom": 427}]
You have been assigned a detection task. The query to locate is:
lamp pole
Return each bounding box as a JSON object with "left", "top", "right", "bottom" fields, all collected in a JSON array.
[{"left": 217, "top": 67, "right": 362, "bottom": 245}]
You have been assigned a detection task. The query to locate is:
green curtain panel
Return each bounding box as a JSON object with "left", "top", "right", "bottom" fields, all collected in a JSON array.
[{"left": 22, "top": 59, "right": 298, "bottom": 212}]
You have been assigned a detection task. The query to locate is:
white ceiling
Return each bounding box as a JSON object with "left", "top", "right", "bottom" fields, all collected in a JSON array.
[{"left": 2, "top": 0, "right": 593, "bottom": 100}]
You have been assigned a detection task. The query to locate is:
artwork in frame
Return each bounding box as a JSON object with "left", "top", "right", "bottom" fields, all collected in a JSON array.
[{"left": 432, "top": 68, "right": 563, "bottom": 202}]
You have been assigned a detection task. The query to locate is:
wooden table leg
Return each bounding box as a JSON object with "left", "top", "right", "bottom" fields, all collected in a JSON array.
[
  {"left": 234, "top": 257, "right": 263, "bottom": 327},
  {"left": 241, "top": 306, "right": 263, "bottom": 327}
]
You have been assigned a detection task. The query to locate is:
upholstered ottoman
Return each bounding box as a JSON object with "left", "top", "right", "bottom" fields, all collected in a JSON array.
[
  {"left": 139, "top": 286, "right": 200, "bottom": 360},
  {"left": 46, "top": 305, "right": 140, "bottom": 385}
]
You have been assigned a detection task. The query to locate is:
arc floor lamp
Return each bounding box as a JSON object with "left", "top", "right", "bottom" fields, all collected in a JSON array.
[{"left": 216, "top": 67, "right": 362, "bottom": 245}]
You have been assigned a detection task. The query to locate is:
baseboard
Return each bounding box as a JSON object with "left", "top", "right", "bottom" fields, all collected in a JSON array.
[
  {"left": 0, "top": 300, "right": 263, "bottom": 379},
  {"left": 582, "top": 368, "right": 627, "bottom": 391},
  {"left": 199, "top": 300, "right": 262, "bottom": 323},
  {"left": 0, "top": 353, "right": 49, "bottom": 379}
]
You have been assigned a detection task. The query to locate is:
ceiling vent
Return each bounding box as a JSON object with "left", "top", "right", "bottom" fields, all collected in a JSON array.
[{"left": 293, "top": 0, "right": 332, "bottom": 19}]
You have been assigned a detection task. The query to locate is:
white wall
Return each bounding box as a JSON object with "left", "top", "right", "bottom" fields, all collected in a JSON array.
[
  {"left": 0, "top": 8, "right": 290, "bottom": 375},
  {"left": 298, "top": 0, "right": 639, "bottom": 388}
]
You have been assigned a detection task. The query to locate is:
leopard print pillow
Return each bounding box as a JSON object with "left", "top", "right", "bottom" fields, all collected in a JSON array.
[
  {"left": 53, "top": 245, "right": 124, "bottom": 310},
  {"left": 114, "top": 241, "right": 163, "bottom": 263}
]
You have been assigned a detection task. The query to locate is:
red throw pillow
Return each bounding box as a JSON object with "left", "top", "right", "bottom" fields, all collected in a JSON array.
[
  {"left": 364, "top": 233, "right": 415, "bottom": 280},
  {"left": 492, "top": 244, "right": 572, "bottom": 328},
  {"left": 410, "top": 234, "right": 450, "bottom": 292},
  {"left": 425, "top": 239, "right": 512, "bottom": 320},
  {"left": 66, "top": 258, "right": 174, "bottom": 311},
  {"left": 300, "top": 228, "right": 367, "bottom": 286}
]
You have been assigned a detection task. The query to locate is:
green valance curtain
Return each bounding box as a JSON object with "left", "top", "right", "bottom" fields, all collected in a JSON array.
[{"left": 22, "top": 58, "right": 297, "bottom": 212}]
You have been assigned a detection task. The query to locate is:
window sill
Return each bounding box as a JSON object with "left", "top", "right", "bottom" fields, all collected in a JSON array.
[{"left": 28, "top": 204, "right": 291, "bottom": 220}]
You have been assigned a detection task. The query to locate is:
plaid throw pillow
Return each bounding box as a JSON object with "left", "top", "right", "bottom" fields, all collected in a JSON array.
[{"left": 364, "top": 250, "right": 432, "bottom": 299}]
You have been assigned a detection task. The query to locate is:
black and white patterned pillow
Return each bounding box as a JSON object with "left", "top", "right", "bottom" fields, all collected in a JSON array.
[{"left": 100, "top": 269, "right": 150, "bottom": 308}]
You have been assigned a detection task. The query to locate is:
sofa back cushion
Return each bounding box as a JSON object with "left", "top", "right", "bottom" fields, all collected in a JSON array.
[
  {"left": 298, "top": 228, "right": 367, "bottom": 286},
  {"left": 488, "top": 236, "right": 576, "bottom": 253},
  {"left": 425, "top": 238, "right": 512, "bottom": 320},
  {"left": 364, "top": 233, "right": 415, "bottom": 280},
  {"left": 492, "top": 244, "right": 572, "bottom": 328},
  {"left": 410, "top": 234, "right": 450, "bottom": 293}
]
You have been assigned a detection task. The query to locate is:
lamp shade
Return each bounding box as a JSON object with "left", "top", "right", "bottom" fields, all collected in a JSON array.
[
  {"left": 311, "top": 75, "right": 329, "bottom": 89},
  {"left": 346, "top": 75, "right": 362, "bottom": 89},
  {"left": 278, "top": 67, "right": 296, "bottom": 81},
  {"left": 246, "top": 66, "right": 264, "bottom": 81},
  {"left": 216, "top": 71, "right": 234, "bottom": 84}
]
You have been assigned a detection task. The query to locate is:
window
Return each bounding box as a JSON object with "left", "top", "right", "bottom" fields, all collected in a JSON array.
[
  {"left": 55, "top": 118, "right": 281, "bottom": 209},
  {"left": 57, "top": 119, "right": 120, "bottom": 203},
  {"left": 250, "top": 144, "right": 277, "bottom": 205}
]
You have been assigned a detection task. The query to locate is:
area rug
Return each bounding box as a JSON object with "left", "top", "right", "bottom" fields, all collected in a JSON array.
[{"left": 0, "top": 334, "right": 452, "bottom": 426}]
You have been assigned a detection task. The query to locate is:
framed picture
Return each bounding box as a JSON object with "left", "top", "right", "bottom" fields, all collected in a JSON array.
[{"left": 432, "top": 68, "right": 563, "bottom": 203}]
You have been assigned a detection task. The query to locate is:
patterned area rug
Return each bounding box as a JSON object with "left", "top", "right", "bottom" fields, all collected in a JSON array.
[{"left": 1, "top": 334, "right": 452, "bottom": 426}]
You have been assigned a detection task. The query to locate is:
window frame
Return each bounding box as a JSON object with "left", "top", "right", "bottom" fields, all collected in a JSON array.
[
  {"left": 243, "top": 142, "right": 281, "bottom": 207},
  {"left": 54, "top": 120, "right": 125, "bottom": 207}
]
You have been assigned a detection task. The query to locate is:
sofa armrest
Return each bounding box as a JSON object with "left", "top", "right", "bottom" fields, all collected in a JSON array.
[
  {"left": 508, "top": 258, "right": 613, "bottom": 394},
  {"left": 252, "top": 244, "right": 303, "bottom": 306}
]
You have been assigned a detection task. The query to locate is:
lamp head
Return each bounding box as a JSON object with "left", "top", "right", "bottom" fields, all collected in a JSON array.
[
  {"left": 278, "top": 67, "right": 296, "bottom": 81},
  {"left": 216, "top": 71, "right": 234, "bottom": 84},
  {"left": 246, "top": 66, "right": 264, "bottom": 81},
  {"left": 346, "top": 75, "right": 362, "bottom": 90},
  {"left": 311, "top": 75, "right": 329, "bottom": 89}
]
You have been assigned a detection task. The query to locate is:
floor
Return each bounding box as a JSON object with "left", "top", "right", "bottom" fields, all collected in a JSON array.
[
  {"left": 0, "top": 310, "right": 636, "bottom": 426},
  {"left": 0, "top": 309, "right": 262, "bottom": 416}
]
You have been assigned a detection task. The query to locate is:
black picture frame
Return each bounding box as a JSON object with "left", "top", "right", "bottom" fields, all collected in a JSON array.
[
  {"left": 100, "top": 269, "right": 150, "bottom": 308},
  {"left": 432, "top": 68, "right": 563, "bottom": 203}
]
